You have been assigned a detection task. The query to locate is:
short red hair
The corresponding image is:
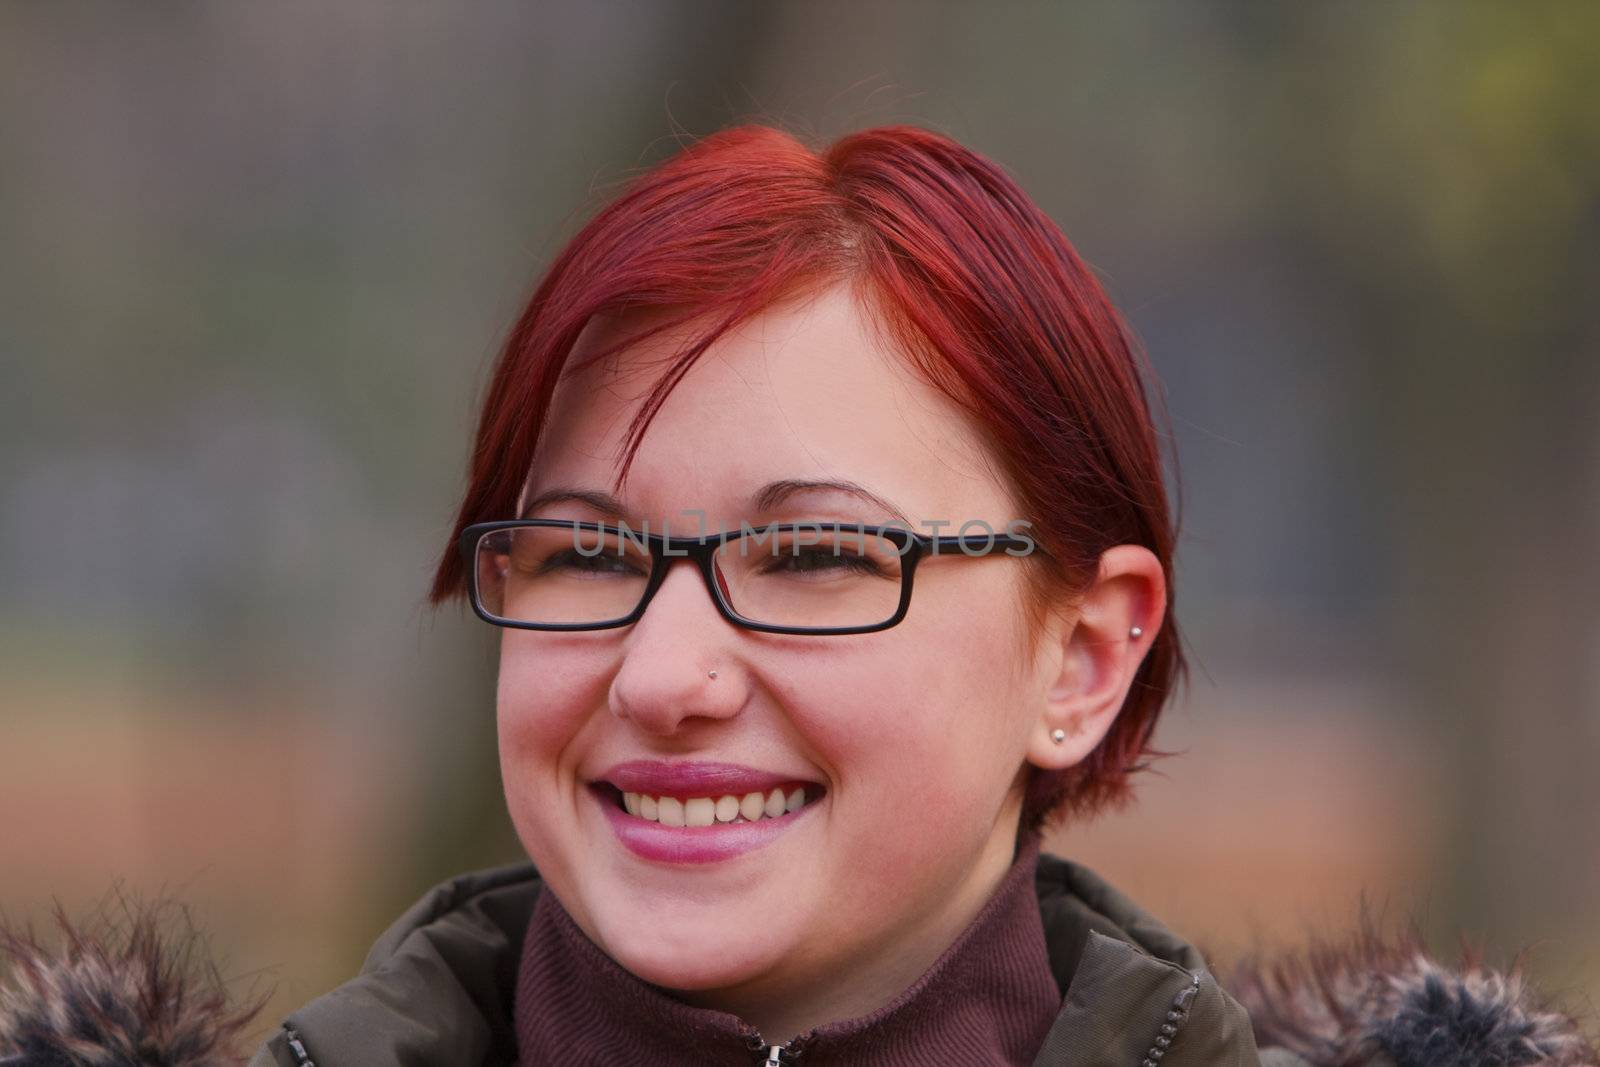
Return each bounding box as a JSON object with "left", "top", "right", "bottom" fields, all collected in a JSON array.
[{"left": 429, "top": 124, "right": 1187, "bottom": 834}]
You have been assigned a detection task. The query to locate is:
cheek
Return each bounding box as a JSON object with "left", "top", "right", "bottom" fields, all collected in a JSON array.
[
  {"left": 792, "top": 599, "right": 1033, "bottom": 835},
  {"left": 496, "top": 636, "right": 611, "bottom": 836},
  {"left": 497, "top": 633, "right": 611, "bottom": 745},
  {"left": 498, "top": 656, "right": 570, "bottom": 758}
]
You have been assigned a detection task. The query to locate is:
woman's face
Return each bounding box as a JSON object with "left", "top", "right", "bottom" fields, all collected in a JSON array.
[{"left": 497, "top": 282, "right": 1069, "bottom": 1012}]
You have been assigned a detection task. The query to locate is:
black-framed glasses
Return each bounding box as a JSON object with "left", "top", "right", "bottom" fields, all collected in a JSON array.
[{"left": 460, "top": 519, "right": 1034, "bottom": 636}]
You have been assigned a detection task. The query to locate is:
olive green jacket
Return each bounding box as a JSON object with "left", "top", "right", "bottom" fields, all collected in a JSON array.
[
  {"left": 243, "top": 855, "right": 1289, "bottom": 1067},
  {"left": 5, "top": 854, "right": 1593, "bottom": 1065}
]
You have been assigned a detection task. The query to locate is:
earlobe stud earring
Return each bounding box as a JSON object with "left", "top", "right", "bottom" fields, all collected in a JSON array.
[
  {"left": 1129, "top": 626, "right": 1143, "bottom": 638},
  {"left": 1050, "top": 728, "right": 1067, "bottom": 745}
]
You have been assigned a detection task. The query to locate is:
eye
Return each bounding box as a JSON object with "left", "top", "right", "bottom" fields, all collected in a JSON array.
[
  {"left": 535, "top": 548, "right": 648, "bottom": 579},
  {"left": 761, "top": 545, "right": 887, "bottom": 579}
]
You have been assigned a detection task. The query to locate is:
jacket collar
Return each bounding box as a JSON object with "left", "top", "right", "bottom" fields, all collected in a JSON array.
[
  {"left": 253, "top": 850, "right": 1264, "bottom": 1067},
  {"left": 1030, "top": 851, "right": 1263, "bottom": 1066},
  {"left": 513, "top": 832, "right": 1064, "bottom": 1065}
]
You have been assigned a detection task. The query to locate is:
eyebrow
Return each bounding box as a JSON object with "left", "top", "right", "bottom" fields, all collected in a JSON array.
[{"left": 518, "top": 479, "right": 912, "bottom": 526}]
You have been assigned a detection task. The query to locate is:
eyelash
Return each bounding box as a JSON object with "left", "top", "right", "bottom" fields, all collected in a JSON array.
[
  {"left": 755, "top": 546, "right": 885, "bottom": 578},
  {"left": 523, "top": 542, "right": 888, "bottom": 581}
]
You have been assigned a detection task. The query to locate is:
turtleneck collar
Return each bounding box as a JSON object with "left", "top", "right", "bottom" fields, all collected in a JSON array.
[{"left": 513, "top": 831, "right": 1062, "bottom": 1066}]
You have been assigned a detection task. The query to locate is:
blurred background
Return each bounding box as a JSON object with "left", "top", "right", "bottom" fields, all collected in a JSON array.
[{"left": 3, "top": 0, "right": 1597, "bottom": 1043}]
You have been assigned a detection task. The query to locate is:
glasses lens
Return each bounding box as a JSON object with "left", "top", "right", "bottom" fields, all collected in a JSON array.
[
  {"left": 475, "top": 524, "right": 651, "bottom": 625},
  {"left": 713, "top": 525, "right": 906, "bottom": 629}
]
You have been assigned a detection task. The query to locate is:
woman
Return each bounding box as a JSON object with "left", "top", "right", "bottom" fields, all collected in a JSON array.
[{"left": 2, "top": 124, "right": 1594, "bottom": 1067}]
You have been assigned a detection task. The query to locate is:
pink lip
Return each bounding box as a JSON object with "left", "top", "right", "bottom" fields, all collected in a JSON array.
[
  {"left": 597, "top": 759, "right": 819, "bottom": 798},
  {"left": 591, "top": 784, "right": 821, "bottom": 864}
]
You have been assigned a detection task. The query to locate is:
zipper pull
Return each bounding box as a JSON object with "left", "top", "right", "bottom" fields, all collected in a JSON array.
[{"left": 744, "top": 1026, "right": 806, "bottom": 1064}]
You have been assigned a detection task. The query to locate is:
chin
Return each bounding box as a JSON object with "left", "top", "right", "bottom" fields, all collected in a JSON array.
[{"left": 593, "top": 902, "right": 785, "bottom": 991}]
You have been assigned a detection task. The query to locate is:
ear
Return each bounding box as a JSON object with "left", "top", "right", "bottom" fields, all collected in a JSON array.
[{"left": 1026, "top": 545, "right": 1167, "bottom": 771}]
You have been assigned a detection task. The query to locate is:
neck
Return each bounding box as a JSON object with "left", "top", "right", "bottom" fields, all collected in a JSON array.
[
  {"left": 515, "top": 815, "right": 1063, "bottom": 1066},
  {"left": 672, "top": 819, "right": 1026, "bottom": 1042}
]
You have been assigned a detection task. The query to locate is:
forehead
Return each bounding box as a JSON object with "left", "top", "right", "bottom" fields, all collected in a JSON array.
[{"left": 525, "top": 283, "right": 1014, "bottom": 525}]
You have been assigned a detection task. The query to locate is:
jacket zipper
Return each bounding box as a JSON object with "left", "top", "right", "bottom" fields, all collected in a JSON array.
[
  {"left": 744, "top": 1025, "right": 813, "bottom": 1064},
  {"left": 282, "top": 1025, "right": 317, "bottom": 1066},
  {"left": 1135, "top": 972, "right": 1200, "bottom": 1067}
]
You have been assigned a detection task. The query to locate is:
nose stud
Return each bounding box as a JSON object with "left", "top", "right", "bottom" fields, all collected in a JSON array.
[{"left": 707, "top": 669, "right": 718, "bottom": 680}]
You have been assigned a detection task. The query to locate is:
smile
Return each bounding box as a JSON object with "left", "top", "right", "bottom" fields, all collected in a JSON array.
[
  {"left": 587, "top": 780, "right": 826, "bottom": 864},
  {"left": 603, "top": 783, "right": 816, "bottom": 825}
]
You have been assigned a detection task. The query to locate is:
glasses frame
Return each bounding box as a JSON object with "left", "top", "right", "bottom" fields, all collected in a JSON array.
[{"left": 460, "top": 519, "right": 1035, "bottom": 636}]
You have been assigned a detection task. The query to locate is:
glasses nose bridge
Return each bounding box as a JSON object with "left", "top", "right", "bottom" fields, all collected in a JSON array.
[{"left": 636, "top": 533, "right": 733, "bottom": 624}]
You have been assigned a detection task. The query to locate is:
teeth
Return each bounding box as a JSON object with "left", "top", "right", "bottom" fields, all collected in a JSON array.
[
  {"left": 619, "top": 786, "right": 815, "bottom": 826},
  {"left": 684, "top": 797, "right": 715, "bottom": 827},
  {"left": 739, "top": 791, "right": 765, "bottom": 821},
  {"left": 657, "top": 796, "right": 685, "bottom": 827}
]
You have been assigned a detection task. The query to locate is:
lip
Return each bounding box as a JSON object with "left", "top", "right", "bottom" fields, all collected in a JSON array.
[
  {"left": 590, "top": 783, "right": 822, "bottom": 864},
  {"left": 596, "top": 759, "right": 821, "bottom": 798}
]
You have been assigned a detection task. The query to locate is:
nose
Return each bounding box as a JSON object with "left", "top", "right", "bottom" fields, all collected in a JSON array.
[{"left": 608, "top": 557, "right": 744, "bottom": 736}]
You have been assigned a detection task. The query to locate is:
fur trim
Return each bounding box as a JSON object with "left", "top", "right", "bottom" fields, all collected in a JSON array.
[
  {"left": 0, "top": 886, "right": 267, "bottom": 1066},
  {"left": 1218, "top": 901, "right": 1600, "bottom": 1067}
]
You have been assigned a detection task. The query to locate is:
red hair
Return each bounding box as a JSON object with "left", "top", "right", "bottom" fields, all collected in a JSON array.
[{"left": 428, "top": 123, "right": 1187, "bottom": 834}]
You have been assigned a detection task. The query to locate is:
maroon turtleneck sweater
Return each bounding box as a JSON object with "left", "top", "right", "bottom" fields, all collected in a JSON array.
[{"left": 513, "top": 831, "right": 1063, "bottom": 1065}]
